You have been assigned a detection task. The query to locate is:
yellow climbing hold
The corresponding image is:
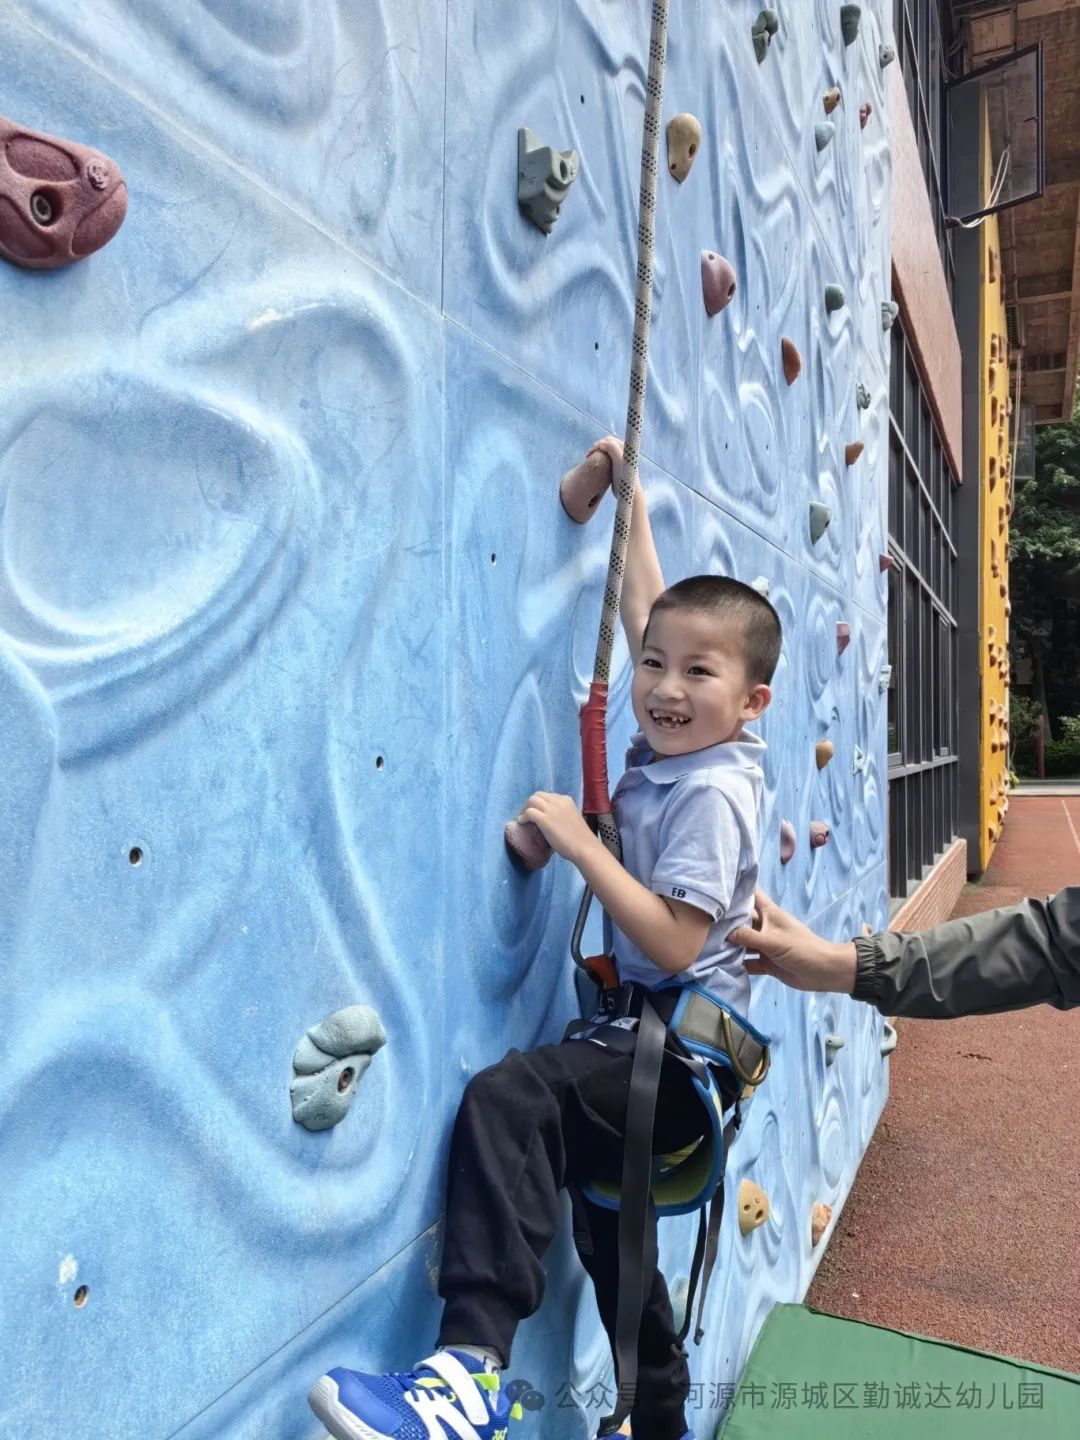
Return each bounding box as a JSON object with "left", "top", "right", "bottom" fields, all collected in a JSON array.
[
  {"left": 815, "top": 739, "right": 835, "bottom": 770},
  {"left": 738, "top": 1179, "right": 770, "bottom": 1236}
]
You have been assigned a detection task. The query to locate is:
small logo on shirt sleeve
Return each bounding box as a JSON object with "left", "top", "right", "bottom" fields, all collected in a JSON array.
[{"left": 671, "top": 886, "right": 687, "bottom": 899}]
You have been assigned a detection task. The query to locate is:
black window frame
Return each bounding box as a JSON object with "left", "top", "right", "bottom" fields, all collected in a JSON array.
[
  {"left": 943, "top": 44, "right": 1045, "bottom": 227},
  {"left": 893, "top": 0, "right": 957, "bottom": 309},
  {"left": 886, "top": 317, "right": 960, "bottom": 903}
]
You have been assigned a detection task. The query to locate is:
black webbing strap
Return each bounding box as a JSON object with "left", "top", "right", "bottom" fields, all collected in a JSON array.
[
  {"left": 678, "top": 1105, "right": 740, "bottom": 1346},
  {"left": 596, "top": 993, "right": 666, "bottom": 1437}
]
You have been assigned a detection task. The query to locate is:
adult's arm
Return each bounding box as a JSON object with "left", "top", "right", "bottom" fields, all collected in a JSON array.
[{"left": 852, "top": 888, "right": 1080, "bottom": 1017}]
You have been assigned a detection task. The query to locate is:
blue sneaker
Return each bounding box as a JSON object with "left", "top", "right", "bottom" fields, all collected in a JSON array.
[{"left": 308, "top": 1348, "right": 520, "bottom": 1440}]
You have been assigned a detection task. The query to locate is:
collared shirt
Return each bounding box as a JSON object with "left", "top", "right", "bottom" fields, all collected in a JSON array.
[{"left": 609, "top": 728, "right": 766, "bottom": 1017}]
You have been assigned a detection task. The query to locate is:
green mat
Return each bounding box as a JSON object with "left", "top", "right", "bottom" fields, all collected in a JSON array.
[{"left": 716, "top": 1304, "right": 1080, "bottom": 1439}]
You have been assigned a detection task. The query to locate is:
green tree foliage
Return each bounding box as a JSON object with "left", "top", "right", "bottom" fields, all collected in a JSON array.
[{"left": 1009, "top": 419, "right": 1080, "bottom": 734}]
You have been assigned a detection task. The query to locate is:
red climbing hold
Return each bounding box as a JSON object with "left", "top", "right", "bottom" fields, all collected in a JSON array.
[
  {"left": 809, "top": 820, "right": 831, "bottom": 849},
  {"left": 560, "top": 450, "right": 613, "bottom": 524},
  {"left": 836, "top": 621, "right": 851, "bottom": 655},
  {"left": 0, "top": 113, "right": 128, "bottom": 269},
  {"left": 701, "top": 250, "right": 737, "bottom": 316},
  {"left": 859, "top": 102, "right": 872, "bottom": 129}
]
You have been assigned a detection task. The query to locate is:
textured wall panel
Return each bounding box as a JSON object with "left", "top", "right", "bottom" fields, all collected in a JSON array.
[{"left": 0, "top": 3, "right": 893, "bottom": 1437}]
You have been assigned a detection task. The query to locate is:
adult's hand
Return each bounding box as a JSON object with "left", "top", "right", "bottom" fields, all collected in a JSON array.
[{"left": 729, "top": 888, "right": 859, "bottom": 995}]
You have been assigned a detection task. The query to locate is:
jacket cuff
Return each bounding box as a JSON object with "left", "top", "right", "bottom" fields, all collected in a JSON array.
[{"left": 851, "top": 935, "right": 883, "bottom": 1004}]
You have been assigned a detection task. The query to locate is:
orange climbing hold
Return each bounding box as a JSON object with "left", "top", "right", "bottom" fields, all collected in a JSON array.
[
  {"left": 845, "top": 441, "right": 864, "bottom": 467},
  {"left": 782, "top": 336, "right": 803, "bottom": 385}
]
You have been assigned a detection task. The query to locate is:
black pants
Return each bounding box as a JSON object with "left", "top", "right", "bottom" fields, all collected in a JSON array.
[{"left": 436, "top": 1035, "right": 729, "bottom": 1440}]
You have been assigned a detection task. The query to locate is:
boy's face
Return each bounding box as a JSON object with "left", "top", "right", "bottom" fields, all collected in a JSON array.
[{"left": 631, "top": 608, "right": 771, "bottom": 756}]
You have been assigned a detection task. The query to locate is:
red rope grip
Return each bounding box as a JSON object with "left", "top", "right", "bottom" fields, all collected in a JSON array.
[{"left": 580, "top": 681, "right": 611, "bottom": 817}]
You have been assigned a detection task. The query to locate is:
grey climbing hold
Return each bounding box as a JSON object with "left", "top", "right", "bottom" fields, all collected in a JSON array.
[
  {"left": 752, "top": 9, "right": 779, "bottom": 63},
  {"left": 290, "top": 1005, "right": 387, "bottom": 1132},
  {"left": 836, "top": 621, "right": 851, "bottom": 656},
  {"left": 809, "top": 819, "right": 830, "bottom": 849},
  {"left": 780, "top": 819, "right": 797, "bottom": 864},
  {"left": 840, "top": 5, "right": 862, "bottom": 45},
  {"left": 879, "top": 663, "right": 893, "bottom": 693},
  {"left": 879, "top": 43, "right": 896, "bottom": 68},
  {"left": 881, "top": 1021, "right": 898, "bottom": 1056},
  {"left": 517, "top": 127, "right": 579, "bottom": 235},
  {"left": 881, "top": 300, "right": 899, "bottom": 330},
  {"left": 749, "top": 575, "right": 770, "bottom": 598},
  {"left": 809, "top": 502, "right": 832, "bottom": 544},
  {"left": 666, "top": 113, "right": 702, "bottom": 182},
  {"left": 856, "top": 382, "right": 871, "bottom": 410},
  {"left": 824, "top": 284, "right": 846, "bottom": 313},
  {"left": 825, "top": 1034, "right": 845, "bottom": 1066},
  {"left": 853, "top": 745, "right": 868, "bottom": 774},
  {"left": 815, "top": 123, "right": 836, "bottom": 153}
]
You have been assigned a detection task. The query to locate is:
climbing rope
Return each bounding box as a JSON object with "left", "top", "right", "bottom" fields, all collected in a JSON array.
[{"left": 572, "top": 0, "right": 670, "bottom": 978}]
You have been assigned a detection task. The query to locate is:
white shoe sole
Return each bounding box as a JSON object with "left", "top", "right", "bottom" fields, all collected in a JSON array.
[{"left": 308, "top": 1375, "right": 392, "bottom": 1440}]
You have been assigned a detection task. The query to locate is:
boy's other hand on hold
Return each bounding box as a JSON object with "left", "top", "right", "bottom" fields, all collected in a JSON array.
[
  {"left": 518, "top": 792, "right": 597, "bottom": 866},
  {"left": 587, "top": 435, "right": 625, "bottom": 473}
]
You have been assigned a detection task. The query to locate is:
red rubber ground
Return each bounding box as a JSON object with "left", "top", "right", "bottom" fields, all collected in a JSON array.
[{"left": 807, "top": 795, "right": 1080, "bottom": 1370}]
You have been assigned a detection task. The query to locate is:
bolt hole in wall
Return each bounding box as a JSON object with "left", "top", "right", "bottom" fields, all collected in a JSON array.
[
  {"left": 128, "top": 847, "right": 143, "bottom": 866},
  {"left": 375, "top": 756, "right": 384, "bottom": 771},
  {"left": 73, "top": 1286, "right": 88, "bottom": 1308},
  {"left": 490, "top": 552, "right": 497, "bottom": 564}
]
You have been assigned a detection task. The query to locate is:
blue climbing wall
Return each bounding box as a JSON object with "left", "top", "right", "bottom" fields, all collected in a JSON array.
[{"left": 0, "top": 2, "right": 893, "bottom": 1437}]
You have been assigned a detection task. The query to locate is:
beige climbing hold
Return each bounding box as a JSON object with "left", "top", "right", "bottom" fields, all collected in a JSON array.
[
  {"left": 782, "top": 336, "right": 803, "bottom": 385},
  {"left": 559, "top": 450, "right": 613, "bottom": 524},
  {"left": 988, "top": 248, "right": 998, "bottom": 283},
  {"left": 845, "top": 441, "right": 864, "bottom": 467},
  {"left": 666, "top": 113, "right": 702, "bottom": 183},
  {"left": 823, "top": 87, "right": 842, "bottom": 115},
  {"left": 990, "top": 334, "right": 999, "bottom": 361},
  {"left": 811, "top": 1202, "right": 832, "bottom": 1247},
  {"left": 815, "top": 739, "right": 834, "bottom": 770},
  {"left": 738, "top": 1179, "right": 770, "bottom": 1236}
]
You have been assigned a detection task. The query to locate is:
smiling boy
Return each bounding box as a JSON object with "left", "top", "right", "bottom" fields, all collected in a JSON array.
[{"left": 309, "top": 438, "right": 780, "bottom": 1440}]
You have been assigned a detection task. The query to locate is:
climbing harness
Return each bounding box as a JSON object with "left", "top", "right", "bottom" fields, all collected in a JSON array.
[{"left": 539, "top": 3, "right": 772, "bottom": 1433}]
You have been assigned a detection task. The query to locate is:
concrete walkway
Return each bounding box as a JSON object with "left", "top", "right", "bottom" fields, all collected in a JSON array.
[{"left": 806, "top": 795, "right": 1080, "bottom": 1370}]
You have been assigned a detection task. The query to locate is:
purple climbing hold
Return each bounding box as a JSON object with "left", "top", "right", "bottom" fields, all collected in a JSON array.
[
  {"left": 702, "top": 250, "right": 737, "bottom": 316},
  {"left": 836, "top": 622, "right": 851, "bottom": 656},
  {"left": 560, "top": 449, "right": 613, "bottom": 524},
  {"left": 0, "top": 112, "right": 128, "bottom": 269},
  {"left": 780, "top": 820, "right": 797, "bottom": 864},
  {"left": 504, "top": 818, "right": 553, "bottom": 871},
  {"left": 809, "top": 820, "right": 831, "bottom": 850}
]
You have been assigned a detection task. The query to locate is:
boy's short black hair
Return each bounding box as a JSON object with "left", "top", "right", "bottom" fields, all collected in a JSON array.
[{"left": 644, "top": 575, "right": 782, "bottom": 686}]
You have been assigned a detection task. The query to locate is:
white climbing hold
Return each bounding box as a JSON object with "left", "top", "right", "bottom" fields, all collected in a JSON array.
[
  {"left": 809, "top": 502, "right": 832, "bottom": 544},
  {"left": 881, "top": 300, "right": 900, "bottom": 331},
  {"left": 749, "top": 575, "right": 770, "bottom": 598},
  {"left": 880, "top": 1021, "right": 897, "bottom": 1056},
  {"left": 878, "top": 663, "right": 892, "bottom": 693},
  {"left": 815, "top": 122, "right": 836, "bottom": 153},
  {"left": 825, "top": 1034, "right": 845, "bottom": 1066},
  {"left": 853, "top": 745, "right": 867, "bottom": 774}
]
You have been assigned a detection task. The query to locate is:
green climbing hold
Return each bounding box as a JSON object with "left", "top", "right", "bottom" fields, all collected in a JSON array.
[
  {"left": 824, "top": 284, "right": 846, "bottom": 313},
  {"left": 840, "top": 5, "right": 862, "bottom": 45},
  {"left": 809, "top": 503, "right": 832, "bottom": 544},
  {"left": 752, "top": 9, "right": 779, "bottom": 63}
]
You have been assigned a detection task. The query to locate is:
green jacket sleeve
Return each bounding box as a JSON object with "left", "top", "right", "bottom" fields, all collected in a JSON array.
[{"left": 851, "top": 888, "right": 1080, "bottom": 1018}]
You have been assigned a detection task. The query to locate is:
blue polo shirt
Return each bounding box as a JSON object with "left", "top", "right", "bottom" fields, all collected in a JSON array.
[{"left": 610, "top": 728, "right": 766, "bottom": 1018}]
